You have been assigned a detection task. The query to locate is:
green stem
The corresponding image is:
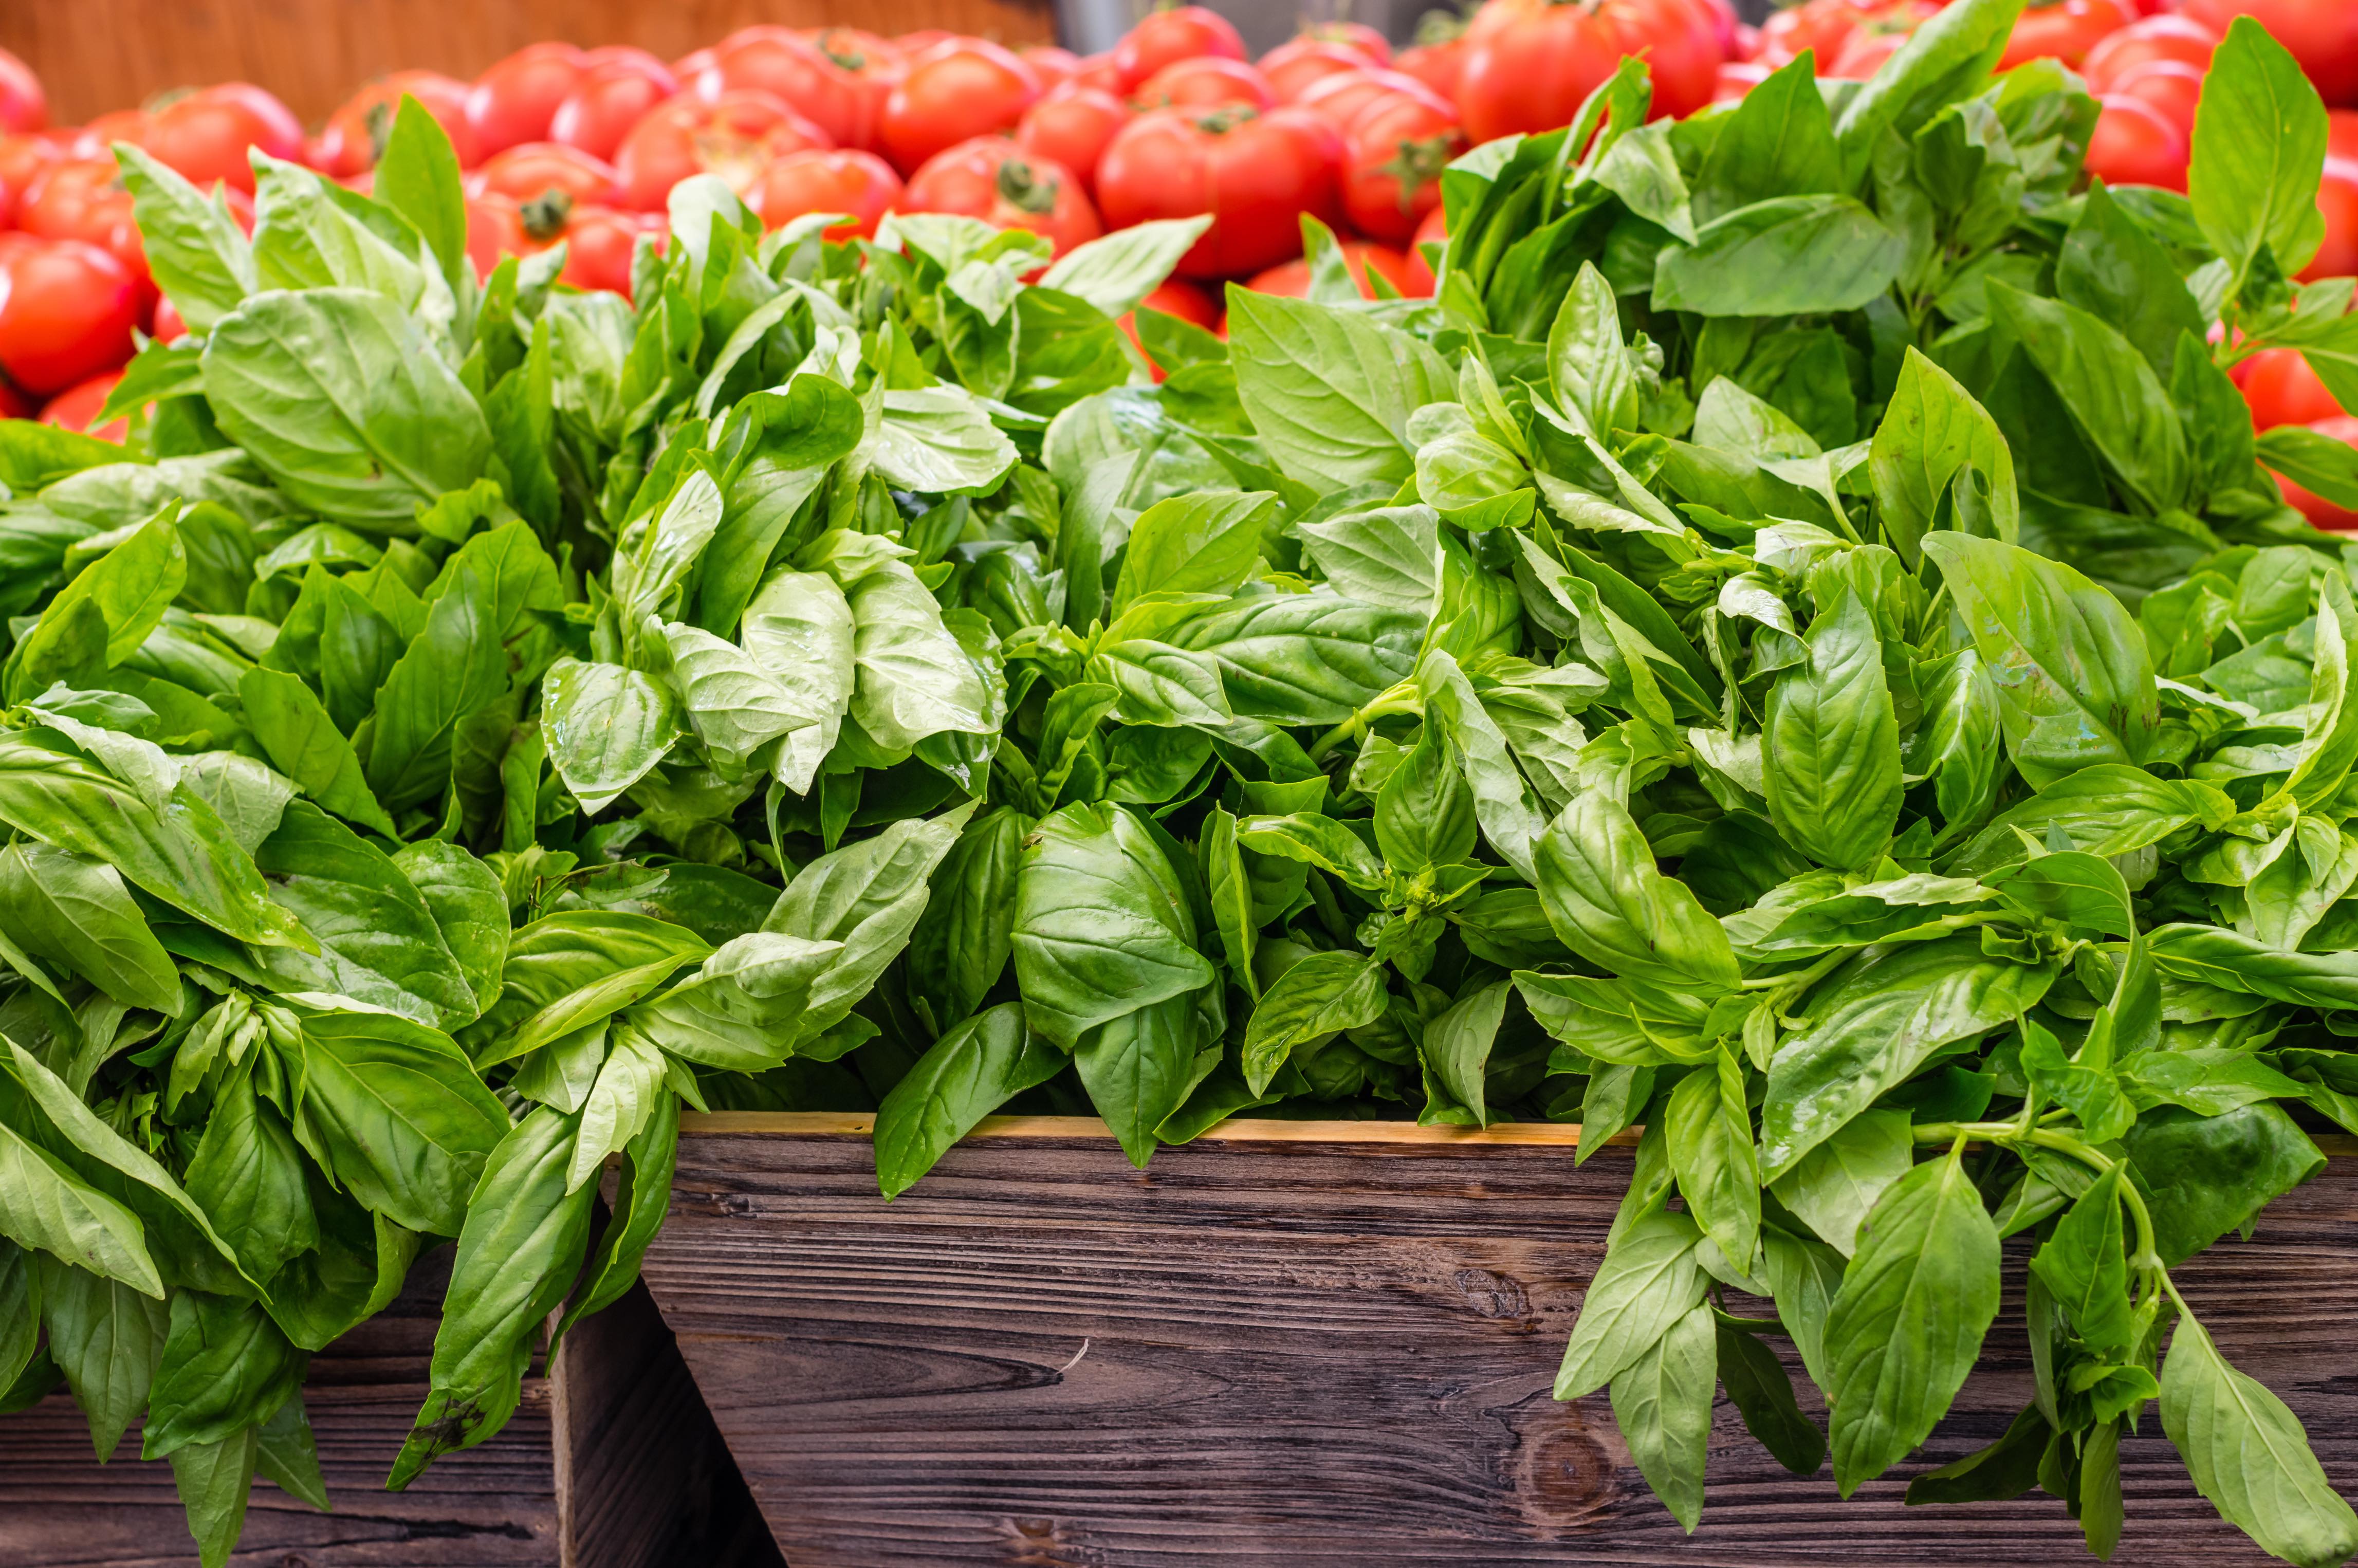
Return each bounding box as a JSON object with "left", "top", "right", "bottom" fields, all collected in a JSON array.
[
  {"left": 1738, "top": 946, "right": 1849, "bottom": 993},
  {"left": 1307, "top": 683, "right": 1421, "bottom": 764}
]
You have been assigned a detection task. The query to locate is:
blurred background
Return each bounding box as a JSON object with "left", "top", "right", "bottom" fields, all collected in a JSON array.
[{"left": 0, "top": 0, "right": 1773, "bottom": 126}]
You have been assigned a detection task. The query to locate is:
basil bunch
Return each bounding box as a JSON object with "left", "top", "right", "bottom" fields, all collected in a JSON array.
[{"left": 5, "top": 0, "right": 2358, "bottom": 1559}]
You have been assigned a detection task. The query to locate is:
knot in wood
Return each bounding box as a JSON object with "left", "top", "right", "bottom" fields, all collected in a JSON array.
[{"left": 1453, "top": 1266, "right": 1533, "bottom": 1322}]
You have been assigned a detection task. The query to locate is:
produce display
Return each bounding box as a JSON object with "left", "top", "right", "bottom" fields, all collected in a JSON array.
[{"left": 3, "top": 0, "right": 2358, "bottom": 1562}]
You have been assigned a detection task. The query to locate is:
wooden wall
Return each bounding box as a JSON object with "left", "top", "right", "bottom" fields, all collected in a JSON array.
[
  {"left": 644, "top": 1113, "right": 2358, "bottom": 1567},
  {"left": 2, "top": 0, "right": 1060, "bottom": 130}
]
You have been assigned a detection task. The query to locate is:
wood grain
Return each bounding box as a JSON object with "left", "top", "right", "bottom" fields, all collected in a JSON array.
[
  {"left": 0, "top": 1249, "right": 779, "bottom": 1568},
  {"left": 3, "top": 0, "right": 1058, "bottom": 130},
  {"left": 644, "top": 1125, "right": 2358, "bottom": 1566}
]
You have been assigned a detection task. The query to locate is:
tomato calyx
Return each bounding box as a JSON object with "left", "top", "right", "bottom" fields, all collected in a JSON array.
[
  {"left": 1187, "top": 105, "right": 1260, "bottom": 136},
  {"left": 818, "top": 33, "right": 869, "bottom": 71},
  {"left": 521, "top": 188, "right": 575, "bottom": 241},
  {"left": 1379, "top": 134, "right": 1460, "bottom": 210},
  {"left": 995, "top": 155, "right": 1061, "bottom": 214},
  {"left": 364, "top": 100, "right": 394, "bottom": 164},
  {"left": 1413, "top": 11, "right": 1469, "bottom": 45}
]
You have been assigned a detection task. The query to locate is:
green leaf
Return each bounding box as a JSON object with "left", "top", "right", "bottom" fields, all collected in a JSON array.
[
  {"left": 1013, "top": 802, "right": 1217, "bottom": 1049},
  {"left": 541, "top": 658, "right": 679, "bottom": 815},
  {"left": 38, "top": 1258, "right": 169, "bottom": 1460},
  {"left": 1226, "top": 290, "right": 1457, "bottom": 488},
  {"left": 2028, "top": 1164, "right": 2134, "bottom": 1360},
  {"left": 1162, "top": 595, "right": 1420, "bottom": 726},
  {"left": 1073, "top": 989, "right": 1204, "bottom": 1168},
  {"left": 256, "top": 802, "right": 478, "bottom": 1027},
  {"left": 875, "top": 1003, "right": 1065, "bottom": 1197},
  {"left": 170, "top": 1428, "right": 259, "bottom": 1568},
  {"left": 388, "top": 1106, "right": 594, "bottom": 1489},
  {"left": 2162, "top": 1311, "right": 2358, "bottom": 1568},
  {"left": 2123, "top": 1102, "right": 2323, "bottom": 1266},
  {"left": 554, "top": 1092, "right": 676, "bottom": 1342},
  {"left": 1109, "top": 490, "right": 1275, "bottom": 614},
  {"left": 1764, "top": 591, "right": 1904, "bottom": 872},
  {"left": 1870, "top": 347, "right": 2019, "bottom": 559},
  {"left": 254, "top": 1392, "right": 330, "bottom": 1511},
  {"left": 1718, "top": 1318, "right": 1826, "bottom": 1477},
  {"left": 1834, "top": 0, "right": 2027, "bottom": 155},
  {"left": 364, "top": 551, "right": 512, "bottom": 812},
  {"left": 113, "top": 145, "right": 256, "bottom": 332},
  {"left": 2059, "top": 181, "right": 2207, "bottom": 378},
  {"left": 846, "top": 562, "right": 1001, "bottom": 751},
  {"left": 1548, "top": 263, "right": 1639, "bottom": 440},
  {"left": 1241, "top": 950, "right": 1389, "bottom": 1095},
  {"left": 237, "top": 667, "right": 399, "bottom": 836},
  {"left": 1534, "top": 790, "right": 1740, "bottom": 994},
  {"left": 183, "top": 1067, "right": 317, "bottom": 1285},
  {"left": 142, "top": 1290, "right": 304, "bottom": 1458},
  {"left": 0, "top": 1119, "right": 159, "bottom": 1296},
  {"left": 1610, "top": 1300, "right": 1717, "bottom": 1533},
  {"left": 1036, "top": 218, "right": 1211, "bottom": 317},
  {"left": 1556, "top": 1206, "right": 1707, "bottom": 1400},
  {"left": 1986, "top": 281, "right": 2190, "bottom": 513},
  {"left": 202, "top": 288, "right": 490, "bottom": 530},
  {"left": 0, "top": 841, "right": 179, "bottom": 1012},
  {"left": 1693, "top": 56, "right": 1844, "bottom": 224},
  {"left": 1651, "top": 197, "right": 1907, "bottom": 317},
  {"left": 1921, "top": 533, "right": 2157, "bottom": 786},
  {"left": 1823, "top": 1146, "right": 2001, "bottom": 1495},
  {"left": 2190, "top": 16, "right": 2331, "bottom": 285},
  {"left": 373, "top": 95, "right": 470, "bottom": 293},
  {"left": 1768, "top": 1107, "right": 1911, "bottom": 1258}
]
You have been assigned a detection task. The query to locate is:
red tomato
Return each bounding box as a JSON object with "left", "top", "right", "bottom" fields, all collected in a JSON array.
[
  {"left": 2083, "top": 14, "right": 2219, "bottom": 91},
  {"left": 1261, "top": 39, "right": 1385, "bottom": 103},
  {"left": 1118, "top": 275, "right": 1218, "bottom": 380},
  {"left": 1306, "top": 22, "right": 1394, "bottom": 64},
  {"left": 1071, "top": 53, "right": 1126, "bottom": 94},
  {"left": 1636, "top": 0, "right": 1742, "bottom": 118},
  {"left": 754, "top": 147, "right": 903, "bottom": 239},
  {"left": 2306, "top": 163, "right": 2358, "bottom": 281},
  {"left": 1759, "top": 0, "right": 1869, "bottom": 65},
  {"left": 0, "top": 237, "right": 140, "bottom": 395},
  {"left": 0, "top": 133, "right": 60, "bottom": 227},
  {"left": 2109, "top": 60, "right": 2205, "bottom": 134},
  {"left": 2275, "top": 416, "right": 2358, "bottom": 527},
  {"left": 319, "top": 71, "right": 476, "bottom": 175},
  {"left": 138, "top": 83, "right": 304, "bottom": 194},
  {"left": 1113, "top": 7, "right": 1249, "bottom": 91},
  {"left": 1829, "top": 16, "right": 1925, "bottom": 77},
  {"left": 880, "top": 41, "right": 1041, "bottom": 175},
  {"left": 2001, "top": 0, "right": 2139, "bottom": 68},
  {"left": 1246, "top": 240, "right": 1413, "bottom": 299},
  {"left": 1016, "top": 87, "right": 1130, "bottom": 196},
  {"left": 474, "top": 141, "right": 621, "bottom": 207},
  {"left": 897, "top": 30, "right": 960, "bottom": 57},
  {"left": 2239, "top": 347, "right": 2345, "bottom": 430},
  {"left": 1297, "top": 69, "right": 1456, "bottom": 135},
  {"left": 0, "top": 47, "right": 43, "bottom": 135},
  {"left": 1405, "top": 204, "right": 1447, "bottom": 295},
  {"left": 902, "top": 136, "right": 1101, "bottom": 257},
  {"left": 466, "top": 42, "right": 587, "bottom": 159},
  {"left": 695, "top": 26, "right": 900, "bottom": 152},
  {"left": 1136, "top": 58, "right": 1276, "bottom": 111},
  {"left": 1341, "top": 93, "right": 1466, "bottom": 244},
  {"left": 465, "top": 192, "right": 531, "bottom": 280},
  {"left": 614, "top": 90, "right": 831, "bottom": 211},
  {"left": 20, "top": 159, "right": 150, "bottom": 303},
  {"left": 1022, "top": 46, "right": 1083, "bottom": 93},
  {"left": 2177, "top": 0, "right": 2358, "bottom": 108},
  {"left": 1097, "top": 104, "right": 1344, "bottom": 279},
  {"left": 40, "top": 371, "right": 125, "bottom": 441},
  {"left": 561, "top": 205, "right": 661, "bottom": 296},
  {"left": 0, "top": 381, "right": 26, "bottom": 421},
  {"left": 1394, "top": 34, "right": 1472, "bottom": 104},
  {"left": 152, "top": 294, "right": 188, "bottom": 345},
  {"left": 2086, "top": 94, "right": 2187, "bottom": 190},
  {"left": 550, "top": 53, "right": 679, "bottom": 163},
  {"left": 1459, "top": 0, "right": 1633, "bottom": 141}
]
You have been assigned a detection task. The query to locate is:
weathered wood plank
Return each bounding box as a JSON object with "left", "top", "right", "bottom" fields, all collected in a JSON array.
[{"left": 644, "top": 1125, "right": 2358, "bottom": 1566}]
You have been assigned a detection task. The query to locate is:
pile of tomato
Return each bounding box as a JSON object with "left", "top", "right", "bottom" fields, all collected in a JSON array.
[{"left": 2, "top": 0, "right": 2356, "bottom": 509}]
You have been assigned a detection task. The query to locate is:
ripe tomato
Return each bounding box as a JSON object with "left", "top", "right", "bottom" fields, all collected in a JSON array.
[
  {"left": 152, "top": 294, "right": 188, "bottom": 345},
  {"left": 1395, "top": 19, "right": 1472, "bottom": 105},
  {"left": 1759, "top": 0, "right": 1869, "bottom": 65},
  {"left": 21, "top": 159, "right": 149, "bottom": 304},
  {"left": 1717, "top": 60, "right": 1774, "bottom": 100},
  {"left": 2082, "top": 14, "right": 2218, "bottom": 91},
  {"left": 1246, "top": 240, "right": 1413, "bottom": 299},
  {"left": 474, "top": 142, "right": 621, "bottom": 207},
  {"left": 1829, "top": 15, "right": 1925, "bottom": 77},
  {"left": 0, "top": 237, "right": 140, "bottom": 395},
  {"left": 2274, "top": 416, "right": 2358, "bottom": 527},
  {"left": 41, "top": 371, "right": 126, "bottom": 441},
  {"left": 1022, "top": 46, "right": 1083, "bottom": 93},
  {"left": 1341, "top": 93, "right": 1465, "bottom": 244},
  {"left": 1298, "top": 69, "right": 1456, "bottom": 135},
  {"left": 694, "top": 26, "right": 901, "bottom": 152},
  {"left": 1016, "top": 87, "right": 1130, "bottom": 196},
  {"left": 1136, "top": 58, "right": 1276, "bottom": 111},
  {"left": 1097, "top": 104, "right": 1344, "bottom": 279},
  {"left": 0, "top": 380, "right": 26, "bottom": 421},
  {"left": 0, "top": 133, "right": 60, "bottom": 227},
  {"left": 880, "top": 41, "right": 1041, "bottom": 175},
  {"left": 2177, "top": 0, "right": 2358, "bottom": 108},
  {"left": 1308, "top": 22, "right": 1394, "bottom": 64},
  {"left": 466, "top": 42, "right": 587, "bottom": 159},
  {"left": 561, "top": 205, "right": 661, "bottom": 296},
  {"left": 1405, "top": 204, "right": 1448, "bottom": 295},
  {"left": 550, "top": 52, "right": 679, "bottom": 162},
  {"left": 1260, "top": 39, "right": 1385, "bottom": 103},
  {"left": 903, "top": 136, "right": 1101, "bottom": 257},
  {"left": 1070, "top": 53, "right": 1125, "bottom": 94},
  {"left": 1634, "top": 0, "right": 1742, "bottom": 118},
  {"left": 0, "top": 47, "right": 42, "bottom": 135},
  {"left": 139, "top": 83, "right": 304, "bottom": 195},
  {"left": 754, "top": 147, "right": 903, "bottom": 238},
  {"left": 2085, "top": 94, "right": 2187, "bottom": 190},
  {"left": 319, "top": 71, "right": 476, "bottom": 175},
  {"left": 1119, "top": 275, "right": 1219, "bottom": 379},
  {"left": 2109, "top": 60, "right": 2205, "bottom": 134},
  {"left": 2239, "top": 347, "right": 2344, "bottom": 429},
  {"left": 2307, "top": 163, "right": 2358, "bottom": 281},
  {"left": 614, "top": 90, "right": 831, "bottom": 211},
  {"left": 2001, "top": 0, "right": 2139, "bottom": 68},
  {"left": 465, "top": 192, "right": 531, "bottom": 280},
  {"left": 1113, "top": 8, "right": 1249, "bottom": 92},
  {"left": 1458, "top": 0, "right": 1630, "bottom": 142},
  {"left": 2334, "top": 108, "right": 2358, "bottom": 162}
]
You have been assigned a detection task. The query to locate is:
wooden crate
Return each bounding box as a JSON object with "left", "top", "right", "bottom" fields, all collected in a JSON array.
[
  {"left": 643, "top": 1113, "right": 2358, "bottom": 1567},
  {"left": 2, "top": 0, "right": 1058, "bottom": 127},
  {"left": 0, "top": 1252, "right": 782, "bottom": 1568}
]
